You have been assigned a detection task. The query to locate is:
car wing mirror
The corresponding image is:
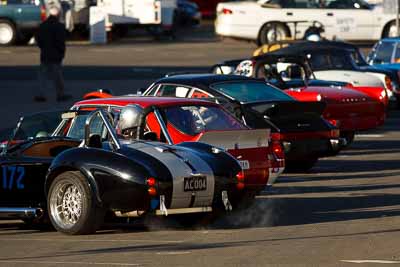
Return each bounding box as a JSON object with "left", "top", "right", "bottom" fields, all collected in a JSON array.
[{"left": 84, "top": 109, "right": 121, "bottom": 151}]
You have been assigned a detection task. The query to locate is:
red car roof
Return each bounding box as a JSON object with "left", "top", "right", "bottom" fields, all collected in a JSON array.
[{"left": 74, "top": 96, "right": 219, "bottom": 109}]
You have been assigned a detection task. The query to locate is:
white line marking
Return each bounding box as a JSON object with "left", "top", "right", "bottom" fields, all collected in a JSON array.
[
  {"left": 0, "top": 238, "right": 182, "bottom": 244},
  {"left": 356, "top": 134, "right": 385, "bottom": 138},
  {"left": 341, "top": 260, "right": 400, "bottom": 264},
  {"left": 156, "top": 251, "right": 191, "bottom": 255},
  {"left": 0, "top": 260, "right": 140, "bottom": 266}
]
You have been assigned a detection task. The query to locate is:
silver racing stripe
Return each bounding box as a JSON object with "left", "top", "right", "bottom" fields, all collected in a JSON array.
[{"left": 124, "top": 141, "right": 215, "bottom": 209}]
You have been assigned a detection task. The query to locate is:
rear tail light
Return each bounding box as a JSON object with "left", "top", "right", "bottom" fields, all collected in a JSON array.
[
  {"left": 330, "top": 129, "right": 340, "bottom": 138},
  {"left": 146, "top": 177, "right": 156, "bottom": 187},
  {"left": 236, "top": 171, "right": 245, "bottom": 182},
  {"left": 272, "top": 141, "right": 285, "bottom": 159},
  {"left": 146, "top": 177, "right": 157, "bottom": 196},
  {"left": 271, "top": 133, "right": 285, "bottom": 159},
  {"left": 40, "top": 5, "right": 47, "bottom": 22},
  {"left": 148, "top": 187, "right": 157, "bottom": 197},
  {"left": 316, "top": 94, "right": 322, "bottom": 101},
  {"left": 236, "top": 171, "right": 245, "bottom": 190},
  {"left": 222, "top": 8, "right": 233, "bottom": 14},
  {"left": 327, "top": 119, "right": 340, "bottom": 128}
]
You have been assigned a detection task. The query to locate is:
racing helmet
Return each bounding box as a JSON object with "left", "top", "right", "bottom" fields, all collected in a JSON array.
[{"left": 118, "top": 104, "right": 144, "bottom": 133}]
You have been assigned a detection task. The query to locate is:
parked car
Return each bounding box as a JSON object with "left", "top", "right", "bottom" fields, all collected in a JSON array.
[
  {"left": 142, "top": 74, "right": 343, "bottom": 172},
  {"left": 190, "top": 0, "right": 223, "bottom": 17},
  {"left": 0, "top": 0, "right": 46, "bottom": 45},
  {"left": 215, "top": 0, "right": 399, "bottom": 45},
  {"left": 0, "top": 108, "right": 244, "bottom": 234},
  {"left": 367, "top": 38, "right": 400, "bottom": 105},
  {"left": 176, "top": 0, "right": 201, "bottom": 26},
  {"left": 367, "top": 38, "right": 400, "bottom": 65},
  {"left": 212, "top": 54, "right": 387, "bottom": 143},
  {"left": 74, "top": 96, "right": 279, "bottom": 194},
  {"left": 261, "top": 40, "right": 400, "bottom": 103},
  {"left": 266, "top": 42, "right": 392, "bottom": 96}
]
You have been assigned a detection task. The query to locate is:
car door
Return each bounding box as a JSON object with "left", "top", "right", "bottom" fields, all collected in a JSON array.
[
  {"left": 323, "top": 0, "right": 377, "bottom": 40},
  {"left": 0, "top": 154, "right": 51, "bottom": 207},
  {"left": 0, "top": 111, "right": 64, "bottom": 207},
  {"left": 261, "top": 0, "right": 327, "bottom": 38}
]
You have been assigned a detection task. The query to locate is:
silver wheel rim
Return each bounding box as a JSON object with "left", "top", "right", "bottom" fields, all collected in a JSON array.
[
  {"left": 388, "top": 24, "right": 398, "bottom": 38},
  {"left": 0, "top": 23, "right": 14, "bottom": 44},
  {"left": 266, "top": 26, "right": 286, "bottom": 43},
  {"left": 50, "top": 181, "right": 83, "bottom": 229}
]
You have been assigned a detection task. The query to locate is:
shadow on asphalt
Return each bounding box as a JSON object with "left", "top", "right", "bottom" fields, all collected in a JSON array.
[
  {"left": 0, "top": 181, "right": 399, "bottom": 235},
  {"left": 0, "top": 66, "right": 210, "bottom": 81}
]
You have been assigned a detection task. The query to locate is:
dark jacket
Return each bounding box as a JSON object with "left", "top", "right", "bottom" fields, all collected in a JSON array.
[{"left": 37, "top": 16, "right": 66, "bottom": 64}]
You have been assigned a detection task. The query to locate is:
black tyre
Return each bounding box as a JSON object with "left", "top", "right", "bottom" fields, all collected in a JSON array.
[
  {"left": 285, "top": 158, "right": 318, "bottom": 173},
  {"left": 47, "top": 171, "right": 104, "bottom": 235},
  {"left": 383, "top": 21, "right": 398, "bottom": 38},
  {"left": 16, "top": 33, "right": 33, "bottom": 45},
  {"left": 340, "top": 131, "right": 355, "bottom": 147},
  {"left": 0, "top": 19, "right": 17, "bottom": 46},
  {"left": 258, "top": 23, "right": 289, "bottom": 46}
]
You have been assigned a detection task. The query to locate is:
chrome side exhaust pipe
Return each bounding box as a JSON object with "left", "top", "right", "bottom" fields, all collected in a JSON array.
[{"left": 0, "top": 208, "right": 43, "bottom": 219}]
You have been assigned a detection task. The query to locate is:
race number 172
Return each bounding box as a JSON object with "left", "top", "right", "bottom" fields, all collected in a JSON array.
[{"left": 2, "top": 166, "right": 25, "bottom": 190}]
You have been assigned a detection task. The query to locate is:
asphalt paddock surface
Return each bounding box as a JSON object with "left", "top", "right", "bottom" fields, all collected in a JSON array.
[
  {"left": 1, "top": 29, "right": 400, "bottom": 265},
  {"left": 1, "top": 114, "right": 400, "bottom": 266},
  {"left": 0, "top": 111, "right": 399, "bottom": 266}
]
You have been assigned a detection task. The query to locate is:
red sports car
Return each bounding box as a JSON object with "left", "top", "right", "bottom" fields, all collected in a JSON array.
[
  {"left": 224, "top": 55, "right": 387, "bottom": 144},
  {"left": 73, "top": 97, "right": 284, "bottom": 196}
]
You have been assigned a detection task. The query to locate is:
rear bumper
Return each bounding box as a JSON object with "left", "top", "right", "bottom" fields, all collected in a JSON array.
[
  {"left": 284, "top": 138, "right": 345, "bottom": 160},
  {"left": 215, "top": 16, "right": 258, "bottom": 40},
  {"left": 338, "top": 115, "right": 385, "bottom": 131}
]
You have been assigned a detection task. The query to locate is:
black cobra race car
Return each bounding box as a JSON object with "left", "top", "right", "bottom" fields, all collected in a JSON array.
[
  {"left": 0, "top": 108, "right": 243, "bottom": 235},
  {"left": 143, "top": 74, "right": 342, "bottom": 171}
]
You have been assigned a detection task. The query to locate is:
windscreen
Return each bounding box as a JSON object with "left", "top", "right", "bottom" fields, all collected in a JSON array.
[
  {"left": 67, "top": 113, "right": 106, "bottom": 139},
  {"left": 372, "top": 42, "right": 396, "bottom": 64},
  {"left": 12, "top": 111, "right": 64, "bottom": 141},
  {"left": 164, "top": 105, "right": 246, "bottom": 136},
  {"left": 5, "top": 111, "right": 65, "bottom": 150},
  {"left": 308, "top": 52, "right": 353, "bottom": 70},
  {"left": 211, "top": 81, "right": 294, "bottom": 103}
]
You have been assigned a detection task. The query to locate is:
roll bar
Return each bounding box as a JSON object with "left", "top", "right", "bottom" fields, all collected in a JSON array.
[{"left": 84, "top": 109, "right": 121, "bottom": 151}]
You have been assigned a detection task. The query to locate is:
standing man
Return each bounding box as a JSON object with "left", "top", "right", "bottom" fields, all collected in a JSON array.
[{"left": 36, "top": 6, "right": 72, "bottom": 102}]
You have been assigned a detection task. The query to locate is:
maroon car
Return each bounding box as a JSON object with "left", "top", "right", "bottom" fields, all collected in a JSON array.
[{"left": 190, "top": 0, "right": 224, "bottom": 17}]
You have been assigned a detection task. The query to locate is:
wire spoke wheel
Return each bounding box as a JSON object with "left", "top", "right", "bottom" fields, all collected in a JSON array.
[
  {"left": 50, "top": 182, "right": 83, "bottom": 229},
  {"left": 48, "top": 171, "right": 104, "bottom": 235}
]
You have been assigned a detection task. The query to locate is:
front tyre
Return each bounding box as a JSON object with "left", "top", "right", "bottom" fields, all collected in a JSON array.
[
  {"left": 0, "top": 20, "right": 16, "bottom": 46},
  {"left": 48, "top": 171, "right": 104, "bottom": 235},
  {"left": 285, "top": 158, "right": 318, "bottom": 173},
  {"left": 383, "top": 21, "right": 398, "bottom": 38},
  {"left": 340, "top": 131, "right": 355, "bottom": 147},
  {"left": 258, "top": 23, "right": 289, "bottom": 46}
]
